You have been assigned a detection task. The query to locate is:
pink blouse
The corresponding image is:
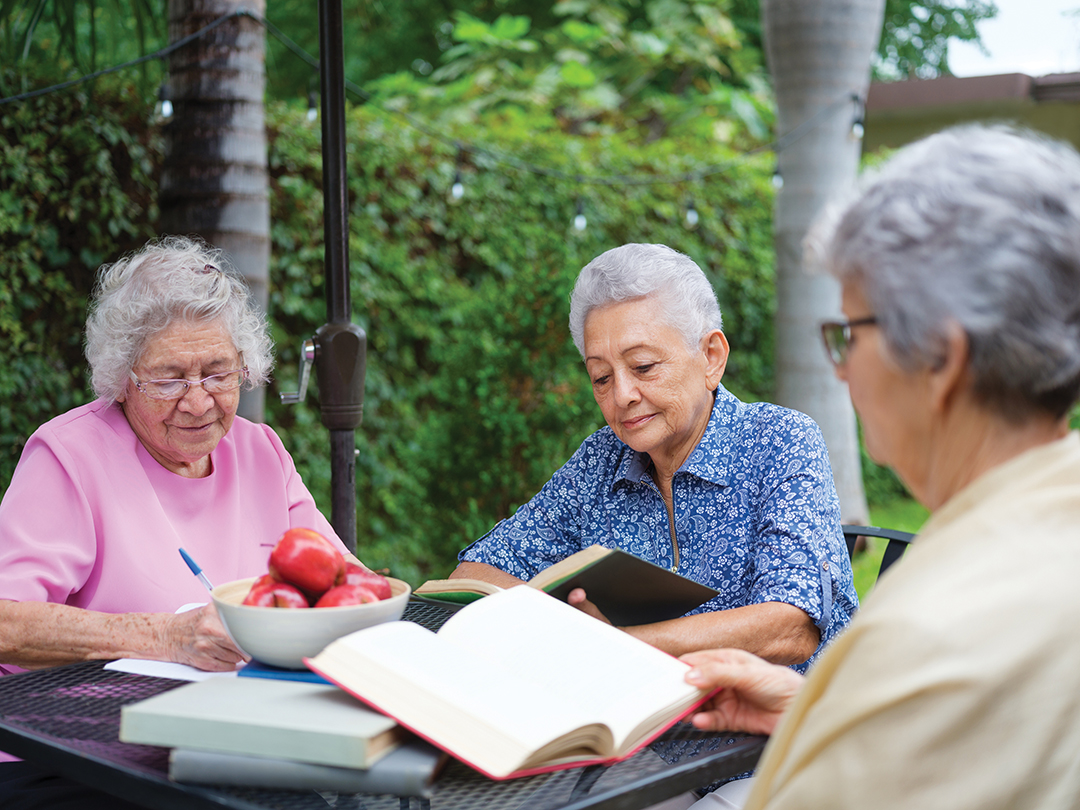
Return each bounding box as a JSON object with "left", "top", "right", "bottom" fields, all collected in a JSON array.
[{"left": 0, "top": 398, "right": 346, "bottom": 675}]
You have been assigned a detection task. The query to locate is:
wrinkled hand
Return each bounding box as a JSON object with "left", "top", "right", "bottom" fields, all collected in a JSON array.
[
  {"left": 680, "top": 648, "right": 805, "bottom": 736},
  {"left": 163, "top": 603, "right": 249, "bottom": 671},
  {"left": 566, "top": 587, "right": 613, "bottom": 625}
]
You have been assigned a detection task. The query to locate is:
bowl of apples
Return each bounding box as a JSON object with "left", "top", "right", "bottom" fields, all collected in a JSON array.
[{"left": 211, "top": 528, "right": 411, "bottom": 669}]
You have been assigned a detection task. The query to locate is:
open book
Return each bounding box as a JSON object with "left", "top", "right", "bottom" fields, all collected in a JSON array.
[
  {"left": 305, "top": 585, "right": 715, "bottom": 780},
  {"left": 414, "top": 544, "right": 719, "bottom": 626}
]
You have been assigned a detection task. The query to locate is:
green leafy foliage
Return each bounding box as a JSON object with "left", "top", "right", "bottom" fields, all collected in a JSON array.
[
  {"left": 409, "top": 0, "right": 771, "bottom": 144},
  {"left": 263, "top": 0, "right": 563, "bottom": 100},
  {"left": 0, "top": 71, "right": 160, "bottom": 483},
  {"left": 0, "top": 0, "right": 164, "bottom": 95}
]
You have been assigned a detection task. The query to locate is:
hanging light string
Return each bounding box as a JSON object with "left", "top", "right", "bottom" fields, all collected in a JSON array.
[{"left": 0, "top": 8, "right": 862, "bottom": 191}]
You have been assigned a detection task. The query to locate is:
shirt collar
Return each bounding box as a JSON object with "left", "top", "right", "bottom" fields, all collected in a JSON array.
[{"left": 613, "top": 384, "right": 739, "bottom": 488}]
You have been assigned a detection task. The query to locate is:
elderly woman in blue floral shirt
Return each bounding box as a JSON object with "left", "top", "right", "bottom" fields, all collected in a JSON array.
[{"left": 452, "top": 243, "right": 856, "bottom": 671}]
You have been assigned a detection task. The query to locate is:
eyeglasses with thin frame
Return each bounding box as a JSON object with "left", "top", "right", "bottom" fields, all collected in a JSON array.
[
  {"left": 820, "top": 317, "right": 878, "bottom": 368},
  {"left": 129, "top": 367, "right": 249, "bottom": 401}
]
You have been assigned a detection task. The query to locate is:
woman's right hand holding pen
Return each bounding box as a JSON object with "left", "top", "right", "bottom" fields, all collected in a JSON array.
[{"left": 161, "top": 603, "right": 249, "bottom": 672}]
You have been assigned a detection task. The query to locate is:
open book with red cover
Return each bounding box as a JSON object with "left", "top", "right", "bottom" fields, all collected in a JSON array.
[{"left": 306, "top": 585, "right": 716, "bottom": 780}]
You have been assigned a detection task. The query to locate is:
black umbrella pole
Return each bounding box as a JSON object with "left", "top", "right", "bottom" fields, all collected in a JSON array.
[
  {"left": 316, "top": 0, "right": 366, "bottom": 554},
  {"left": 329, "top": 429, "right": 357, "bottom": 555},
  {"left": 318, "top": 0, "right": 349, "bottom": 325}
]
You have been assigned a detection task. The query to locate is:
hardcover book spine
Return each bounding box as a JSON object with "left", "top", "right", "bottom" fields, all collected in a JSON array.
[{"left": 169, "top": 739, "right": 446, "bottom": 796}]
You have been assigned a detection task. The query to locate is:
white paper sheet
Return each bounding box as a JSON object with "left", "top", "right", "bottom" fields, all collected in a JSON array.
[
  {"left": 103, "top": 659, "right": 239, "bottom": 681},
  {"left": 102, "top": 602, "right": 240, "bottom": 681}
]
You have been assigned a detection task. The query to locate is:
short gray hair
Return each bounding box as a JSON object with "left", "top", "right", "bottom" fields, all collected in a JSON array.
[
  {"left": 568, "top": 244, "right": 723, "bottom": 358},
  {"left": 85, "top": 235, "right": 274, "bottom": 401},
  {"left": 813, "top": 125, "right": 1080, "bottom": 421}
]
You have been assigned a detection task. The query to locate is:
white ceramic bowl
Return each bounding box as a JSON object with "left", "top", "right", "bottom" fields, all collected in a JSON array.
[{"left": 211, "top": 576, "right": 411, "bottom": 669}]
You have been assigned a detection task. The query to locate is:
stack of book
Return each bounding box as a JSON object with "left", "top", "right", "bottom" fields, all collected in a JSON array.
[{"left": 119, "top": 676, "right": 447, "bottom": 795}]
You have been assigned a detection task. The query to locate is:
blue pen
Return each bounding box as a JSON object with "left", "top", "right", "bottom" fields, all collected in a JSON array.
[{"left": 179, "top": 548, "right": 215, "bottom": 592}]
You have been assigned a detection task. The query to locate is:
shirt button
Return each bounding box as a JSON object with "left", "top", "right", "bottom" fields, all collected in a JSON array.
[{"left": 823, "top": 562, "right": 830, "bottom": 571}]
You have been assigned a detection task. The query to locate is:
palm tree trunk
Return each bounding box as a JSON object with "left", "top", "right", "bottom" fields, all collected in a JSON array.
[
  {"left": 762, "top": 0, "right": 885, "bottom": 523},
  {"left": 161, "top": 0, "right": 270, "bottom": 422}
]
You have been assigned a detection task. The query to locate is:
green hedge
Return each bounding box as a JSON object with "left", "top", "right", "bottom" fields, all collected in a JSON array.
[
  {"left": 1, "top": 82, "right": 779, "bottom": 583},
  {"left": 0, "top": 75, "right": 161, "bottom": 480}
]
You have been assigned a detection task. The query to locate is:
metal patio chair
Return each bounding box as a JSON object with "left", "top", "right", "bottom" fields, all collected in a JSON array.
[{"left": 842, "top": 524, "right": 916, "bottom": 581}]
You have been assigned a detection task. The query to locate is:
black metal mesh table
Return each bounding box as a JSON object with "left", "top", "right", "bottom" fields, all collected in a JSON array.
[{"left": 0, "top": 600, "right": 766, "bottom": 810}]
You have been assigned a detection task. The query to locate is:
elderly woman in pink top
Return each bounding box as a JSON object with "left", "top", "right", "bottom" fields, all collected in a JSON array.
[{"left": 0, "top": 236, "right": 355, "bottom": 678}]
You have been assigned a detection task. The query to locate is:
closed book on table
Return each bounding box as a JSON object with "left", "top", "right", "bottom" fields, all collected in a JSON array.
[
  {"left": 414, "top": 544, "right": 719, "bottom": 625},
  {"left": 169, "top": 736, "right": 449, "bottom": 796},
  {"left": 306, "top": 585, "right": 717, "bottom": 780},
  {"left": 119, "top": 677, "right": 404, "bottom": 769}
]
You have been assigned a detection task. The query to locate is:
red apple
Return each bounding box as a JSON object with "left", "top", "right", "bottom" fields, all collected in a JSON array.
[
  {"left": 242, "top": 575, "right": 309, "bottom": 608},
  {"left": 268, "top": 528, "right": 345, "bottom": 598},
  {"left": 314, "top": 583, "right": 380, "bottom": 608},
  {"left": 343, "top": 562, "right": 392, "bottom": 600}
]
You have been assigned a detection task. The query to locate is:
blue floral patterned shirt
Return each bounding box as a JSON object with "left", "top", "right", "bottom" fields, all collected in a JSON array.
[{"left": 460, "top": 385, "right": 857, "bottom": 671}]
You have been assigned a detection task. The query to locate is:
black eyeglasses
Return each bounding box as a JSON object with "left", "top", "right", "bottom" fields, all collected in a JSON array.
[{"left": 820, "top": 317, "right": 878, "bottom": 367}]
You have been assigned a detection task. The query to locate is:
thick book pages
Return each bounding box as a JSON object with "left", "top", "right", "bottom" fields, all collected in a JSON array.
[
  {"left": 306, "top": 585, "right": 714, "bottom": 780},
  {"left": 119, "top": 677, "right": 404, "bottom": 769},
  {"left": 412, "top": 580, "right": 499, "bottom": 605},
  {"left": 414, "top": 544, "right": 719, "bottom": 625},
  {"left": 169, "top": 736, "right": 449, "bottom": 796}
]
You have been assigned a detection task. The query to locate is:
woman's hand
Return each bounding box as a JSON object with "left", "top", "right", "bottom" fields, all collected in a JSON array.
[
  {"left": 159, "top": 603, "right": 249, "bottom": 672},
  {"left": 680, "top": 648, "right": 805, "bottom": 736},
  {"left": 566, "top": 587, "right": 614, "bottom": 625},
  {"left": 0, "top": 600, "right": 248, "bottom": 672}
]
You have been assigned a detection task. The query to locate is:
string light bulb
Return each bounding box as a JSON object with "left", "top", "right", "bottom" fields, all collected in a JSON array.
[
  {"left": 157, "top": 83, "right": 173, "bottom": 119},
  {"left": 850, "top": 94, "right": 865, "bottom": 141},
  {"left": 306, "top": 90, "right": 318, "bottom": 122},
  {"left": 771, "top": 167, "right": 784, "bottom": 190},
  {"left": 450, "top": 145, "right": 465, "bottom": 200},
  {"left": 684, "top": 198, "right": 699, "bottom": 228},
  {"left": 573, "top": 199, "right": 587, "bottom": 232}
]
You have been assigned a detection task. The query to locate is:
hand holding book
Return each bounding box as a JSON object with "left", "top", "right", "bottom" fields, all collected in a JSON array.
[
  {"left": 415, "top": 545, "right": 719, "bottom": 626},
  {"left": 681, "top": 647, "right": 805, "bottom": 737}
]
